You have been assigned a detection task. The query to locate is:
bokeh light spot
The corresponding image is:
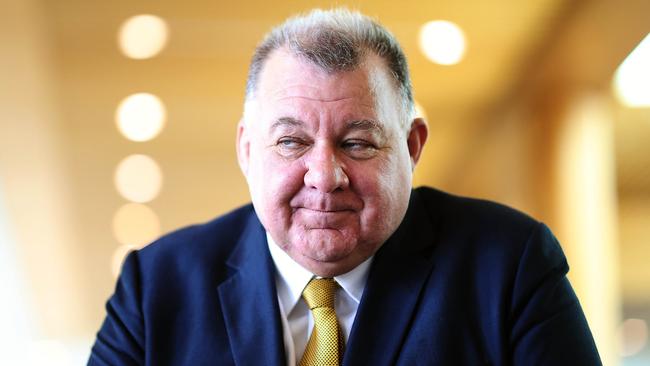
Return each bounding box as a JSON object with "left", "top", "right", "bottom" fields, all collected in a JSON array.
[
  {"left": 112, "top": 203, "right": 161, "bottom": 246},
  {"left": 613, "top": 33, "right": 650, "bottom": 108},
  {"left": 114, "top": 154, "right": 163, "bottom": 203},
  {"left": 419, "top": 20, "right": 466, "bottom": 65},
  {"left": 619, "top": 318, "right": 648, "bottom": 357},
  {"left": 118, "top": 14, "right": 169, "bottom": 59},
  {"left": 116, "top": 93, "right": 166, "bottom": 142}
]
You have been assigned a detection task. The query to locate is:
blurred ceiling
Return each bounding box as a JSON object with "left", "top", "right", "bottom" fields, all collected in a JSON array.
[
  {"left": 43, "top": 0, "right": 572, "bottom": 117},
  {"left": 39, "top": 0, "right": 649, "bottom": 201}
]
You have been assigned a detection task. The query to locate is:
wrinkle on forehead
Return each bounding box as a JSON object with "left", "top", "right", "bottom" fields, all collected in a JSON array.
[
  {"left": 250, "top": 49, "right": 404, "bottom": 133},
  {"left": 267, "top": 76, "right": 372, "bottom": 103},
  {"left": 274, "top": 95, "right": 360, "bottom": 103}
]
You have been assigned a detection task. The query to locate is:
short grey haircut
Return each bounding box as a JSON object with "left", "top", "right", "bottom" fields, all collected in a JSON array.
[{"left": 244, "top": 8, "right": 415, "bottom": 125}]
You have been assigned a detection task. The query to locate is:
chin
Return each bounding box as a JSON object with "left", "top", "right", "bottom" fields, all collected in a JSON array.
[
  {"left": 299, "top": 243, "right": 376, "bottom": 277},
  {"left": 299, "top": 242, "right": 353, "bottom": 262},
  {"left": 301, "top": 257, "right": 359, "bottom": 278}
]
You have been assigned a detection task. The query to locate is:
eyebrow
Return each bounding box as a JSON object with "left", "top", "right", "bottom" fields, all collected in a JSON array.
[
  {"left": 269, "top": 116, "right": 385, "bottom": 136},
  {"left": 270, "top": 117, "right": 304, "bottom": 132},
  {"left": 347, "top": 119, "right": 384, "bottom": 135}
]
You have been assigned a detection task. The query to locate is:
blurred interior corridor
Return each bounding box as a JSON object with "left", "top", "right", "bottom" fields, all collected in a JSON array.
[{"left": 1, "top": 0, "right": 649, "bottom": 364}]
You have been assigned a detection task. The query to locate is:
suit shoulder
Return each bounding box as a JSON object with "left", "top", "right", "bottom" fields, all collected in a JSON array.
[
  {"left": 411, "top": 187, "right": 567, "bottom": 296},
  {"left": 414, "top": 187, "right": 539, "bottom": 225},
  {"left": 413, "top": 186, "right": 539, "bottom": 236}
]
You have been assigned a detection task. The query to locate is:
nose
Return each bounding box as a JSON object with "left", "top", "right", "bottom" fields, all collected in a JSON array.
[{"left": 303, "top": 145, "right": 349, "bottom": 193}]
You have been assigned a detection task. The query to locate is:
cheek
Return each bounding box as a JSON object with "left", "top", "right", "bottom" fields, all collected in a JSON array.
[
  {"left": 248, "top": 150, "right": 305, "bottom": 214},
  {"left": 353, "top": 152, "right": 412, "bottom": 225},
  {"left": 355, "top": 149, "right": 411, "bottom": 193}
]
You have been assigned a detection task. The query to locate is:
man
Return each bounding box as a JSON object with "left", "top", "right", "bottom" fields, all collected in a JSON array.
[{"left": 89, "top": 8, "right": 601, "bottom": 365}]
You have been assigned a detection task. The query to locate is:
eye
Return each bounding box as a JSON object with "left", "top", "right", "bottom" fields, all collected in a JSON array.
[
  {"left": 342, "top": 140, "right": 369, "bottom": 149},
  {"left": 276, "top": 137, "right": 308, "bottom": 157},
  {"left": 277, "top": 137, "right": 305, "bottom": 149},
  {"left": 278, "top": 138, "right": 301, "bottom": 148},
  {"left": 341, "top": 139, "right": 378, "bottom": 159}
]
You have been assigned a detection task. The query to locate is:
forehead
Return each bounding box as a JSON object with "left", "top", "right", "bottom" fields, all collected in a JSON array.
[
  {"left": 249, "top": 49, "right": 404, "bottom": 135},
  {"left": 256, "top": 49, "right": 385, "bottom": 105}
]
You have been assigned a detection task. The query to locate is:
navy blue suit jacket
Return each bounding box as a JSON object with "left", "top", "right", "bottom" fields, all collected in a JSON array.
[{"left": 89, "top": 187, "right": 601, "bottom": 365}]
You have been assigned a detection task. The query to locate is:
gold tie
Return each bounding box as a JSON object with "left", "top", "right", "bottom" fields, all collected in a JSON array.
[{"left": 299, "top": 278, "right": 343, "bottom": 366}]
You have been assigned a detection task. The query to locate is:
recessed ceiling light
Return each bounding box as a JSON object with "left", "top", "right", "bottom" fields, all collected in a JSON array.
[
  {"left": 118, "top": 14, "right": 169, "bottom": 60},
  {"left": 114, "top": 154, "right": 163, "bottom": 203},
  {"left": 115, "top": 93, "right": 166, "bottom": 142},
  {"left": 419, "top": 20, "right": 466, "bottom": 66}
]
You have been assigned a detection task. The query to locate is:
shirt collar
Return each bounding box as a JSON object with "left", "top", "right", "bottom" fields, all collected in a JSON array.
[{"left": 267, "top": 232, "right": 373, "bottom": 314}]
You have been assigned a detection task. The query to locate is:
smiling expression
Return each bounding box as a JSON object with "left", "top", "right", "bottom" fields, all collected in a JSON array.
[{"left": 237, "top": 49, "right": 427, "bottom": 276}]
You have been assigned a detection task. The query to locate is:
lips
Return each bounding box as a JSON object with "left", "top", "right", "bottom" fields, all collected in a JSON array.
[
  {"left": 296, "top": 207, "right": 353, "bottom": 213},
  {"left": 290, "top": 194, "right": 362, "bottom": 213},
  {"left": 292, "top": 207, "right": 356, "bottom": 228}
]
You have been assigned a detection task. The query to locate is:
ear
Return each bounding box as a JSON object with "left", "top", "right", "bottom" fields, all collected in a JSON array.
[
  {"left": 236, "top": 118, "right": 250, "bottom": 176},
  {"left": 406, "top": 117, "right": 428, "bottom": 169}
]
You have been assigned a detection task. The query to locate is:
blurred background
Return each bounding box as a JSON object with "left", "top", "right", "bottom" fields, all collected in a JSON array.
[{"left": 1, "top": 0, "right": 648, "bottom": 364}]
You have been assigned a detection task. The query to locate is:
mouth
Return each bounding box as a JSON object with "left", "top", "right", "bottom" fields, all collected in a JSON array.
[
  {"left": 295, "top": 207, "right": 354, "bottom": 213},
  {"left": 292, "top": 206, "right": 357, "bottom": 218},
  {"left": 291, "top": 199, "right": 360, "bottom": 213},
  {"left": 289, "top": 194, "right": 363, "bottom": 216},
  {"left": 292, "top": 206, "right": 355, "bottom": 228}
]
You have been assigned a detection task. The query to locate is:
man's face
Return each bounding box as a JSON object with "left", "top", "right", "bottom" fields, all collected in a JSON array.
[{"left": 238, "top": 49, "right": 427, "bottom": 277}]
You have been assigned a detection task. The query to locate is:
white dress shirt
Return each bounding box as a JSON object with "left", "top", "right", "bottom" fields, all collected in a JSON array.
[{"left": 267, "top": 233, "right": 373, "bottom": 366}]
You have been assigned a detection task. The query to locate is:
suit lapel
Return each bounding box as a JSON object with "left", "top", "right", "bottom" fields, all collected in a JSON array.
[
  {"left": 343, "top": 190, "right": 438, "bottom": 366},
  {"left": 217, "top": 213, "right": 286, "bottom": 366}
]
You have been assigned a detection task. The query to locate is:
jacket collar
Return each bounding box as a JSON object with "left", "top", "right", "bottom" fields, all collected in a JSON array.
[
  {"left": 343, "top": 189, "right": 439, "bottom": 365},
  {"left": 217, "top": 212, "right": 286, "bottom": 366}
]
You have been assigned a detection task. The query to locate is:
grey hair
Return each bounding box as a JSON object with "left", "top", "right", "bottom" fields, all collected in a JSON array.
[{"left": 244, "top": 8, "right": 415, "bottom": 125}]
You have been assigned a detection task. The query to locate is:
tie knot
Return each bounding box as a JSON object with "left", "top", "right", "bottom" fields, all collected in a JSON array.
[{"left": 302, "top": 278, "right": 337, "bottom": 310}]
